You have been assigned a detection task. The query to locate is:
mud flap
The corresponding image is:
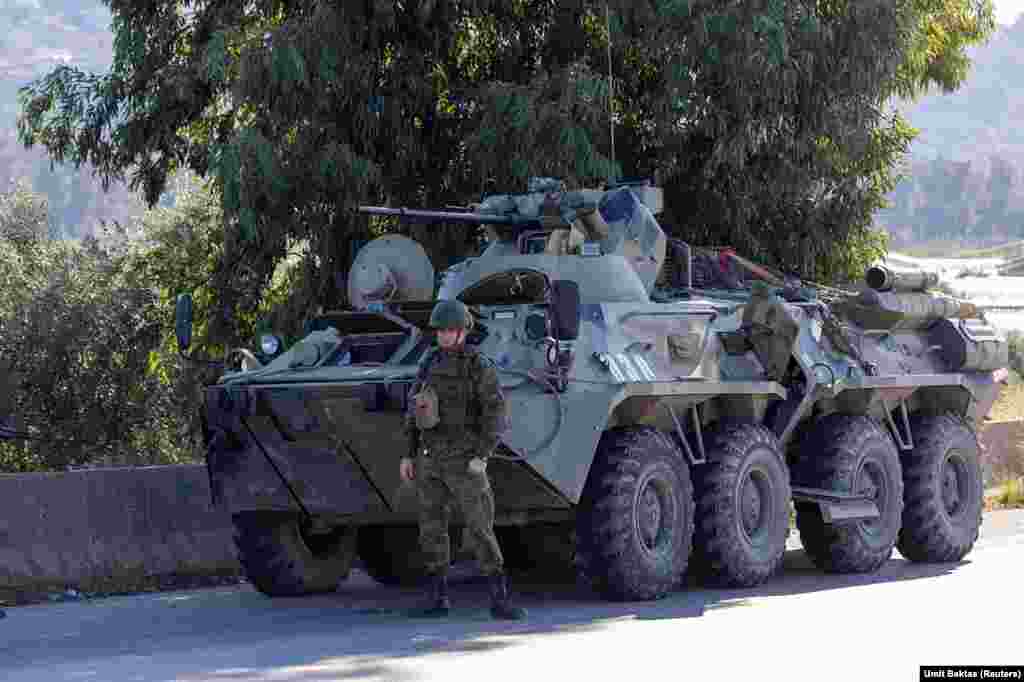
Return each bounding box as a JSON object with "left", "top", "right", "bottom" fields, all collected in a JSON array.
[{"left": 792, "top": 486, "right": 880, "bottom": 524}]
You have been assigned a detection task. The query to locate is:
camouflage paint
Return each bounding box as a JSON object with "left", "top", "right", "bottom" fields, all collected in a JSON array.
[{"left": 198, "top": 182, "right": 1007, "bottom": 526}]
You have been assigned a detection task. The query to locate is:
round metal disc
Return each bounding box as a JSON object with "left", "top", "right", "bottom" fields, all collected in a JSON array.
[{"left": 348, "top": 235, "right": 435, "bottom": 309}]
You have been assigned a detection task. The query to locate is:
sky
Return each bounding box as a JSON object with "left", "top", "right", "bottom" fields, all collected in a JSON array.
[{"left": 995, "top": 0, "right": 1024, "bottom": 25}]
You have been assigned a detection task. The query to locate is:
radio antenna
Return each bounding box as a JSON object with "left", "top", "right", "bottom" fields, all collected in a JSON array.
[{"left": 606, "top": 2, "right": 615, "bottom": 182}]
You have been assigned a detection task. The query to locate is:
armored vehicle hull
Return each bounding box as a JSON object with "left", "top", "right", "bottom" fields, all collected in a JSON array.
[{"left": 187, "top": 179, "right": 1007, "bottom": 600}]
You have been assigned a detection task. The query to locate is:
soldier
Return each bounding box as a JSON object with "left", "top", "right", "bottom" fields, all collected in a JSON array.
[{"left": 400, "top": 299, "right": 526, "bottom": 620}]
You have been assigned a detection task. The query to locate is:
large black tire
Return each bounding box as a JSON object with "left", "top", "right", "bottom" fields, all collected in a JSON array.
[
  {"left": 577, "top": 426, "right": 694, "bottom": 601},
  {"left": 691, "top": 423, "right": 791, "bottom": 587},
  {"left": 356, "top": 526, "right": 430, "bottom": 586},
  {"left": 897, "top": 414, "right": 984, "bottom": 563},
  {"left": 233, "top": 513, "right": 356, "bottom": 597},
  {"left": 793, "top": 415, "right": 904, "bottom": 574}
]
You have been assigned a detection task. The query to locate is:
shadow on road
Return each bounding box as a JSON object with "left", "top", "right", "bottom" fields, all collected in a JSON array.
[
  {"left": 0, "top": 546, "right": 969, "bottom": 681},
  {"left": 504, "top": 545, "right": 966, "bottom": 616}
]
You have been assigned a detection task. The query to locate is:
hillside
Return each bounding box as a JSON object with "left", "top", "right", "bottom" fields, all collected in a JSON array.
[
  {"left": 0, "top": 1, "right": 137, "bottom": 238},
  {"left": 874, "top": 17, "right": 1024, "bottom": 247},
  {"left": 898, "top": 16, "right": 1024, "bottom": 165}
]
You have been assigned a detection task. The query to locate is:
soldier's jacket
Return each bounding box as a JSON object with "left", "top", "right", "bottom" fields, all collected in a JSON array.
[{"left": 404, "top": 346, "right": 507, "bottom": 459}]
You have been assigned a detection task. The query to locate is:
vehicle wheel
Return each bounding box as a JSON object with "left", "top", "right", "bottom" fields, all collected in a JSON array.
[
  {"left": 793, "top": 414, "right": 904, "bottom": 573},
  {"left": 356, "top": 526, "right": 429, "bottom": 586},
  {"left": 577, "top": 426, "right": 694, "bottom": 601},
  {"left": 897, "top": 413, "right": 983, "bottom": 562},
  {"left": 691, "top": 423, "right": 791, "bottom": 587},
  {"left": 232, "top": 512, "right": 355, "bottom": 597}
]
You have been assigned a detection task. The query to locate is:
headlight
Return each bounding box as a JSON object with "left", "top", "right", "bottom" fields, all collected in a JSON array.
[{"left": 260, "top": 334, "right": 282, "bottom": 356}]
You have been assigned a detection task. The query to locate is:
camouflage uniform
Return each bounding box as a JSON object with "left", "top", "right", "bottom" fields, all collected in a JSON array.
[{"left": 404, "top": 346, "right": 508, "bottom": 575}]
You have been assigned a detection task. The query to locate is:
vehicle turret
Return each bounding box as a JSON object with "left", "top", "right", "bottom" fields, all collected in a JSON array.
[{"left": 359, "top": 177, "right": 667, "bottom": 301}]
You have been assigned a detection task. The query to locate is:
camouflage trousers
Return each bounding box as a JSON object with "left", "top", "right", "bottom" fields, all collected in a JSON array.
[{"left": 416, "top": 453, "right": 504, "bottom": 576}]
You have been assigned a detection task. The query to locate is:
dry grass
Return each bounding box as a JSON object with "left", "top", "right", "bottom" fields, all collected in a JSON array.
[
  {"left": 985, "top": 478, "right": 1024, "bottom": 511},
  {"left": 958, "top": 241, "right": 1024, "bottom": 260},
  {"left": 988, "top": 383, "right": 1024, "bottom": 422},
  {"left": 999, "top": 478, "right": 1024, "bottom": 506},
  {"left": 897, "top": 240, "right": 1024, "bottom": 260},
  {"left": 981, "top": 383, "right": 1024, "bottom": 509}
]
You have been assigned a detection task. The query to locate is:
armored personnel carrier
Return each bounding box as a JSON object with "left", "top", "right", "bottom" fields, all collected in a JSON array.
[{"left": 176, "top": 177, "right": 1007, "bottom": 601}]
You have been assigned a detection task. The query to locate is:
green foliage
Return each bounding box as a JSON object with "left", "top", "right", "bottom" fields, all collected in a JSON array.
[
  {"left": 129, "top": 175, "right": 232, "bottom": 352},
  {"left": 657, "top": 0, "right": 689, "bottom": 20},
  {"left": 12, "top": 0, "right": 998, "bottom": 334},
  {"left": 0, "top": 179, "right": 49, "bottom": 248},
  {"left": 0, "top": 182, "right": 200, "bottom": 472},
  {"left": 640, "top": 0, "right": 979, "bottom": 283},
  {"left": 1006, "top": 330, "right": 1024, "bottom": 380},
  {"left": 130, "top": 172, "right": 315, "bottom": 351},
  {"left": 996, "top": 477, "right": 1024, "bottom": 507},
  {"left": 894, "top": 0, "right": 996, "bottom": 100},
  {"left": 204, "top": 31, "right": 231, "bottom": 85},
  {"left": 1, "top": 173, "right": 317, "bottom": 474}
]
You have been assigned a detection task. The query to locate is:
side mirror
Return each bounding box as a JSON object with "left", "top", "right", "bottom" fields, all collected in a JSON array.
[
  {"left": 549, "top": 280, "right": 580, "bottom": 341},
  {"left": 175, "top": 293, "right": 193, "bottom": 353}
]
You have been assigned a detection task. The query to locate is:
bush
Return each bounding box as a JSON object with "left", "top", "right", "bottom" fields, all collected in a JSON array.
[
  {"left": 0, "top": 183, "right": 203, "bottom": 472},
  {"left": 1007, "top": 331, "right": 1024, "bottom": 381},
  {"left": 0, "top": 179, "right": 49, "bottom": 245},
  {"left": 996, "top": 478, "right": 1024, "bottom": 509}
]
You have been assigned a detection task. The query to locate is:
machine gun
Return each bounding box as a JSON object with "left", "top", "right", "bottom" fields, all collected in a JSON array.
[
  {"left": 358, "top": 177, "right": 661, "bottom": 235},
  {"left": 359, "top": 206, "right": 542, "bottom": 228},
  {"left": 358, "top": 205, "right": 547, "bottom": 248}
]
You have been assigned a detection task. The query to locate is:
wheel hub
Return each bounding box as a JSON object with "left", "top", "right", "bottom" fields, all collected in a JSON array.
[
  {"left": 942, "top": 452, "right": 967, "bottom": 518},
  {"left": 738, "top": 467, "right": 773, "bottom": 544},
  {"left": 638, "top": 483, "right": 663, "bottom": 550},
  {"left": 741, "top": 476, "right": 763, "bottom": 536},
  {"left": 856, "top": 460, "right": 886, "bottom": 535}
]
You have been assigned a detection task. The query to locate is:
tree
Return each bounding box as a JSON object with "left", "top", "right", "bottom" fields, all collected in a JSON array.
[
  {"left": 893, "top": 0, "right": 996, "bottom": 100},
  {"left": 976, "top": 155, "right": 1018, "bottom": 238},
  {"left": 0, "top": 179, "right": 50, "bottom": 441},
  {"left": 0, "top": 179, "right": 49, "bottom": 247},
  {"left": 15, "top": 0, "right": 996, "bottom": 340},
  {"left": 0, "top": 182, "right": 195, "bottom": 472}
]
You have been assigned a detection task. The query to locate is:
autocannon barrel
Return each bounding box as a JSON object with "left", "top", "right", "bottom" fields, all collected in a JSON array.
[
  {"left": 358, "top": 206, "right": 541, "bottom": 227},
  {"left": 865, "top": 265, "right": 938, "bottom": 292}
]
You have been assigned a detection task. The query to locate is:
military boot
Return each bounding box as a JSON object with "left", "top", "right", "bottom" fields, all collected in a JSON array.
[
  {"left": 409, "top": 573, "right": 450, "bottom": 618},
  {"left": 488, "top": 573, "right": 526, "bottom": 620}
]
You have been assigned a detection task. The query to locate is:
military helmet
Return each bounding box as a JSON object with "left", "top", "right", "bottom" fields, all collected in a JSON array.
[{"left": 429, "top": 299, "right": 473, "bottom": 330}]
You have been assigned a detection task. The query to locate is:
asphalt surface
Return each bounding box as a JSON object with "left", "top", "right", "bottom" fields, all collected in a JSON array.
[{"left": 2, "top": 510, "right": 1023, "bottom": 682}]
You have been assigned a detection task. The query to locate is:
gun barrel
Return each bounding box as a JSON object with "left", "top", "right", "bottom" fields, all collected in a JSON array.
[
  {"left": 865, "top": 265, "right": 938, "bottom": 292},
  {"left": 358, "top": 206, "right": 539, "bottom": 226}
]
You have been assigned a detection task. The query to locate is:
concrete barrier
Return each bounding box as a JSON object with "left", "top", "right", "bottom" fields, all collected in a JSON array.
[
  {"left": 0, "top": 465, "right": 239, "bottom": 594},
  {"left": 0, "top": 421, "right": 1019, "bottom": 596}
]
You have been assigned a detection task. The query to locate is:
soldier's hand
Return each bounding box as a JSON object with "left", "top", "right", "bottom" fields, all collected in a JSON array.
[
  {"left": 400, "top": 457, "right": 416, "bottom": 482},
  {"left": 468, "top": 457, "right": 487, "bottom": 475}
]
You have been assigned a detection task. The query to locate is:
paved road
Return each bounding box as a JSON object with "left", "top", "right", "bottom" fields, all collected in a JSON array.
[{"left": 3, "top": 510, "right": 1023, "bottom": 682}]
